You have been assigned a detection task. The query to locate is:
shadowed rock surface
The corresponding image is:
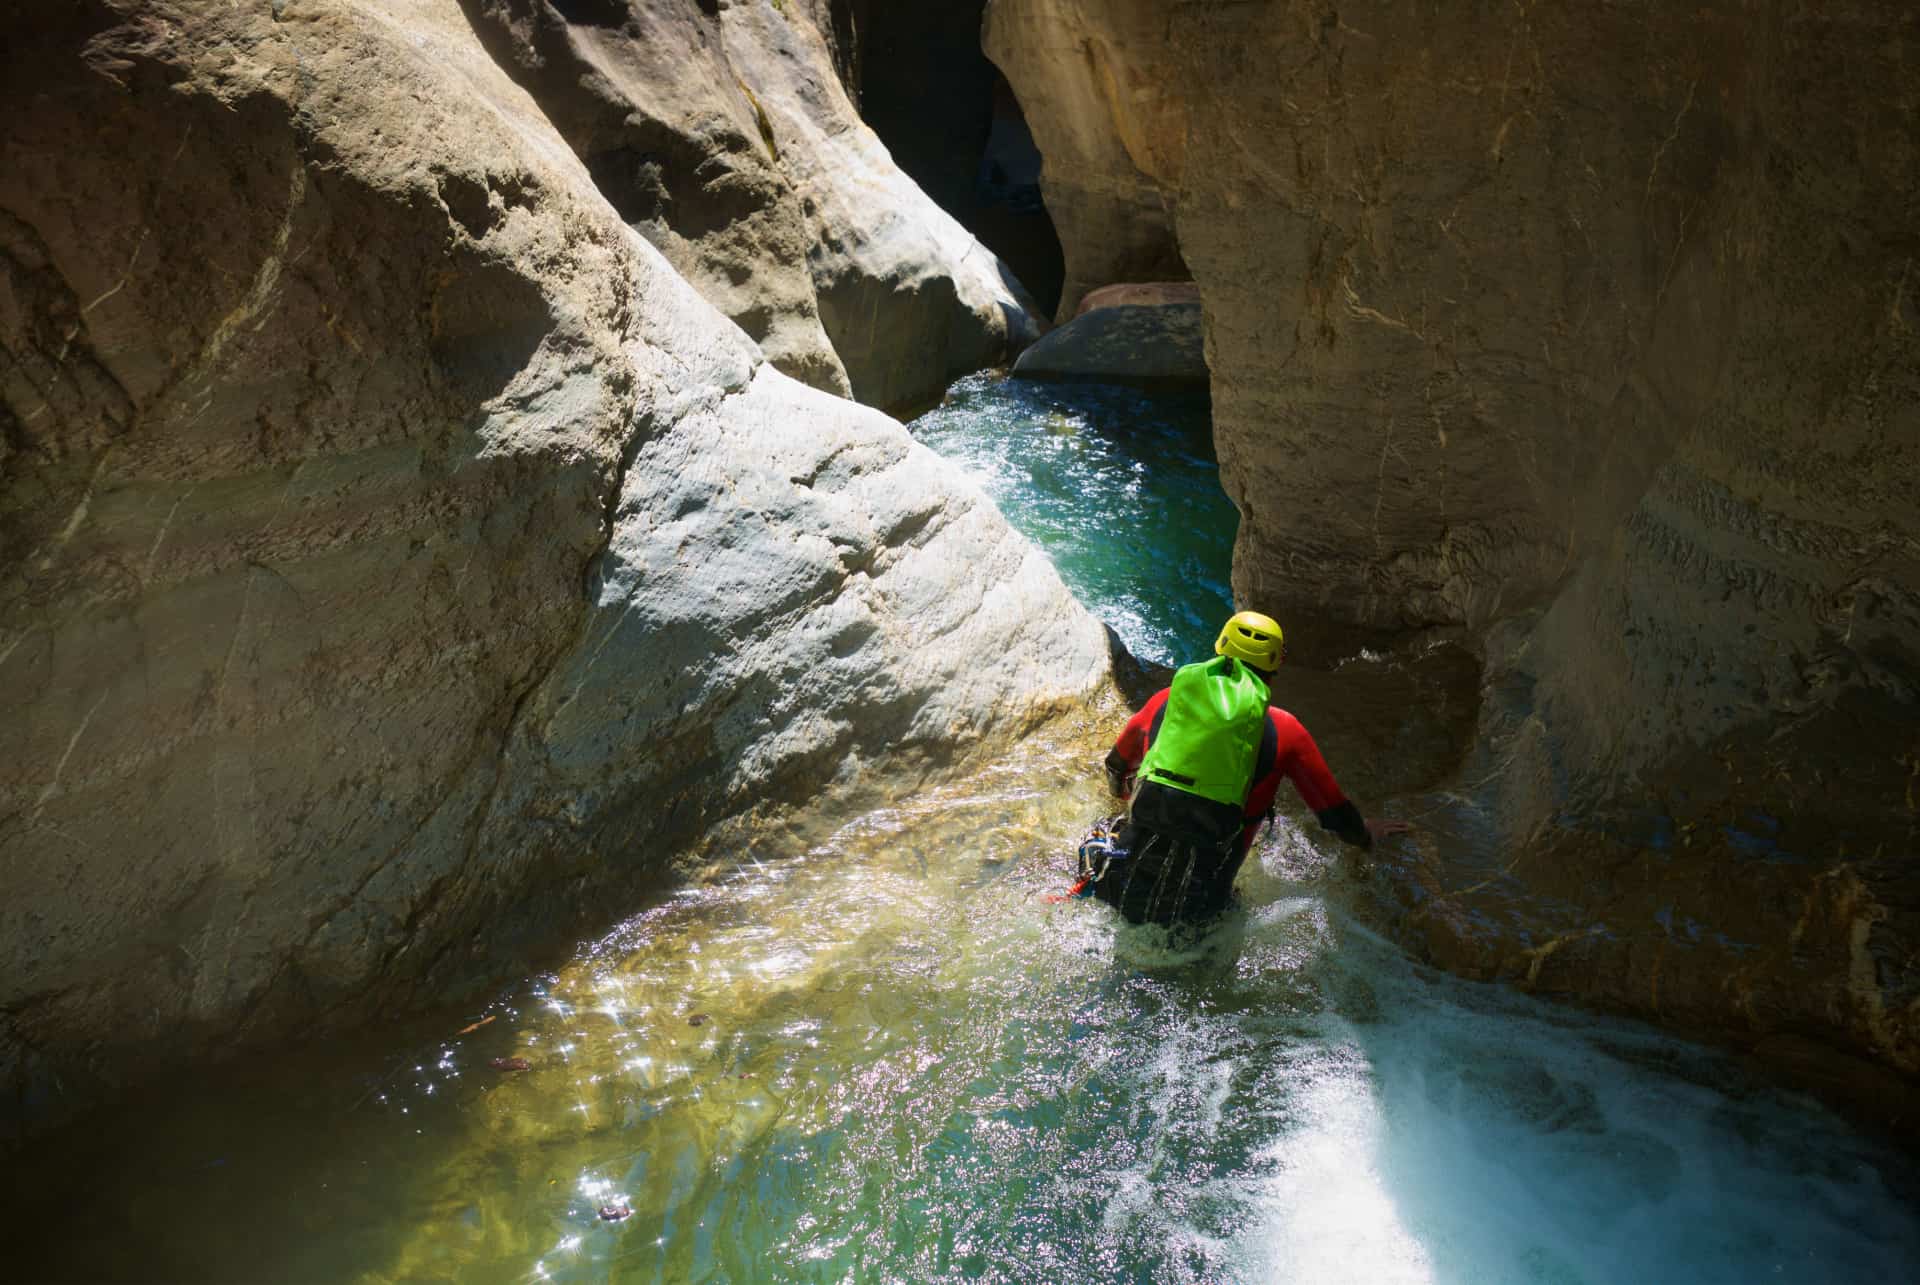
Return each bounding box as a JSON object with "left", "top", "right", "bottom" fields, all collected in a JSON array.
[
  {"left": 853, "top": 0, "right": 1067, "bottom": 317},
  {"left": 989, "top": 0, "right": 1920, "bottom": 1112},
  {"left": 0, "top": 0, "right": 1108, "bottom": 1140},
  {"left": 983, "top": 0, "right": 1190, "bottom": 321},
  {"left": 460, "top": 0, "right": 1046, "bottom": 413},
  {"left": 1013, "top": 298, "right": 1205, "bottom": 387}
]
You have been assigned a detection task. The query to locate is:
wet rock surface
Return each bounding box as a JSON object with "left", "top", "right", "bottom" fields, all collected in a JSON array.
[
  {"left": 989, "top": 0, "right": 1920, "bottom": 1107},
  {"left": 0, "top": 0, "right": 1108, "bottom": 1139}
]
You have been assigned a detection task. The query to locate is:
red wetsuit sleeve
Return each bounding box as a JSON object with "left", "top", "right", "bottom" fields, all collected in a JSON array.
[
  {"left": 1111, "top": 688, "right": 1169, "bottom": 770},
  {"left": 1272, "top": 709, "right": 1346, "bottom": 813},
  {"left": 1238, "top": 708, "right": 1348, "bottom": 852}
]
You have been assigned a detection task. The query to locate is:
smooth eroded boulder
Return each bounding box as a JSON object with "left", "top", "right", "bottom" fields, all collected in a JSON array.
[
  {"left": 461, "top": 0, "right": 1047, "bottom": 412},
  {"left": 1012, "top": 297, "right": 1205, "bottom": 386},
  {"left": 1073, "top": 281, "right": 1199, "bottom": 317},
  {"left": 0, "top": 0, "right": 1109, "bottom": 1139}
]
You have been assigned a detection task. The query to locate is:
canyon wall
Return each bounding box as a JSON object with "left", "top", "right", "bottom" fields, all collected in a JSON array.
[
  {"left": 458, "top": 0, "right": 1046, "bottom": 413},
  {"left": 854, "top": 1, "right": 1067, "bottom": 316},
  {"left": 983, "top": 0, "right": 1190, "bottom": 321},
  {"left": 990, "top": 0, "right": 1920, "bottom": 1098},
  {"left": 0, "top": 0, "right": 1109, "bottom": 1139}
]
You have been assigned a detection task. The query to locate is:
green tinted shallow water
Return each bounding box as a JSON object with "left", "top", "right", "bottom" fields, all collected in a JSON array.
[
  {"left": 15, "top": 378, "right": 1920, "bottom": 1283},
  {"left": 907, "top": 374, "right": 1231, "bottom": 667}
]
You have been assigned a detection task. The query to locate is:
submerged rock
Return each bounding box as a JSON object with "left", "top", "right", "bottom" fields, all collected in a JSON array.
[
  {"left": 0, "top": 0, "right": 1108, "bottom": 1139},
  {"left": 1012, "top": 297, "right": 1205, "bottom": 387}
]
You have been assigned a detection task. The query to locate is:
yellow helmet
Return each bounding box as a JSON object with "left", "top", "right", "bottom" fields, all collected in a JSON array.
[{"left": 1214, "top": 610, "right": 1285, "bottom": 672}]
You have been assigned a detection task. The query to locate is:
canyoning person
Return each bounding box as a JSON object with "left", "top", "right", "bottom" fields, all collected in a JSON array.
[{"left": 1079, "top": 610, "right": 1406, "bottom": 925}]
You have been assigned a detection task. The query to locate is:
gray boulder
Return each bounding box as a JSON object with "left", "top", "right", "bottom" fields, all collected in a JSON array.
[
  {"left": 0, "top": 0, "right": 1108, "bottom": 1138},
  {"left": 1012, "top": 297, "right": 1206, "bottom": 386}
]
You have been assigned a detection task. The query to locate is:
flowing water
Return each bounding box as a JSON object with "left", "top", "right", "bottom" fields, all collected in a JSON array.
[
  {"left": 12, "top": 377, "right": 1919, "bottom": 1284},
  {"left": 907, "top": 374, "right": 1230, "bottom": 668}
]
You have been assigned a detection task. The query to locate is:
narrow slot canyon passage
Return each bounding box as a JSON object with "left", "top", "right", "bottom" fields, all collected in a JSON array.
[
  {"left": 855, "top": 1, "right": 1067, "bottom": 317},
  {"left": 4, "top": 0, "right": 1918, "bottom": 1280},
  {"left": 10, "top": 377, "right": 1918, "bottom": 1283}
]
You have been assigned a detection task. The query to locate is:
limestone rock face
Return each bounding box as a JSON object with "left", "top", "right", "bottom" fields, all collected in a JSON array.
[
  {"left": 991, "top": 0, "right": 1920, "bottom": 1093},
  {"left": 853, "top": 1, "right": 1067, "bottom": 316},
  {"left": 1074, "top": 282, "right": 1198, "bottom": 318},
  {"left": 0, "top": 0, "right": 1109, "bottom": 1137},
  {"left": 983, "top": 0, "right": 1190, "bottom": 320},
  {"left": 461, "top": 0, "right": 1045, "bottom": 413}
]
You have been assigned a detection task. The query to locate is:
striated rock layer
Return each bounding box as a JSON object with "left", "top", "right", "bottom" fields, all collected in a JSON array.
[
  {"left": 460, "top": 0, "right": 1045, "bottom": 413},
  {"left": 991, "top": 0, "right": 1920, "bottom": 1106},
  {"left": 0, "top": 0, "right": 1109, "bottom": 1139}
]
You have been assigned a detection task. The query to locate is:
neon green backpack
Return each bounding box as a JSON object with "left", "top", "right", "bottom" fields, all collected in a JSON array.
[{"left": 1136, "top": 656, "right": 1270, "bottom": 810}]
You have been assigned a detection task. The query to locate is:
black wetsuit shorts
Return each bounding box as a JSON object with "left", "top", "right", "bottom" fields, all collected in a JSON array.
[{"left": 1090, "top": 823, "right": 1248, "bottom": 925}]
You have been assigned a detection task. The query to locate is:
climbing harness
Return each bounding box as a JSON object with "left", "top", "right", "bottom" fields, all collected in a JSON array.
[
  {"left": 1075, "top": 813, "right": 1129, "bottom": 888},
  {"left": 1045, "top": 814, "right": 1129, "bottom": 902}
]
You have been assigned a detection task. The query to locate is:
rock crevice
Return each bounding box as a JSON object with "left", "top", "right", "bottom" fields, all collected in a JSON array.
[{"left": 458, "top": 0, "right": 1046, "bottom": 413}]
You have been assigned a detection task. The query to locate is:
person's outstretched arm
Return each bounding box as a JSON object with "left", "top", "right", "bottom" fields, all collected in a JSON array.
[{"left": 1266, "top": 710, "right": 1403, "bottom": 848}]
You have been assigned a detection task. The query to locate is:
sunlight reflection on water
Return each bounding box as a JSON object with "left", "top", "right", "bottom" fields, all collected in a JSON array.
[{"left": 329, "top": 734, "right": 1917, "bottom": 1284}]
